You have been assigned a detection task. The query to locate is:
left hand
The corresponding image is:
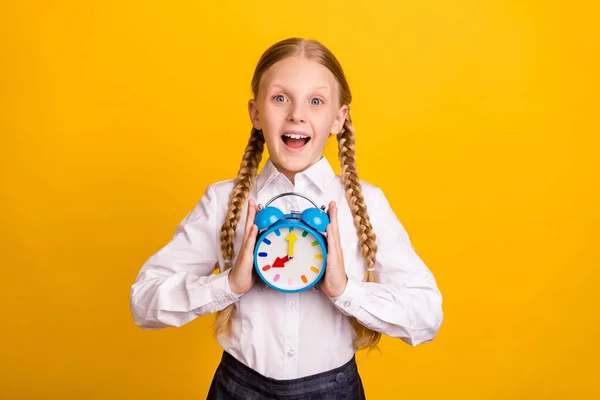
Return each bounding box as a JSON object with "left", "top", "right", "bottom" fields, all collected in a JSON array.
[{"left": 320, "top": 201, "right": 348, "bottom": 298}]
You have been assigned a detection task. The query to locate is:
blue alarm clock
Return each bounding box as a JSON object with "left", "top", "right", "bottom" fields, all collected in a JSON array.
[{"left": 253, "top": 192, "right": 329, "bottom": 293}]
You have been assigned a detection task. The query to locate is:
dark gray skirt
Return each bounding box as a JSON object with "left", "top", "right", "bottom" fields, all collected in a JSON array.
[{"left": 207, "top": 351, "right": 366, "bottom": 400}]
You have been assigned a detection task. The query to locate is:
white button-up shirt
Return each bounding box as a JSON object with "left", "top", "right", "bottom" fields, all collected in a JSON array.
[{"left": 130, "top": 156, "right": 444, "bottom": 379}]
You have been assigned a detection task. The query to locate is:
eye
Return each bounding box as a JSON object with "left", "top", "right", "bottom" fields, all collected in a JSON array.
[
  {"left": 310, "top": 98, "right": 323, "bottom": 106},
  {"left": 273, "top": 95, "right": 287, "bottom": 103}
]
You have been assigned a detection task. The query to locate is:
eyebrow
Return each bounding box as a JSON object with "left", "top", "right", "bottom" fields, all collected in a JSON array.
[{"left": 269, "top": 84, "right": 329, "bottom": 91}]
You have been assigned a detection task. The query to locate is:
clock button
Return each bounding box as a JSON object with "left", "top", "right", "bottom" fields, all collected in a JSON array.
[{"left": 287, "top": 350, "right": 295, "bottom": 357}]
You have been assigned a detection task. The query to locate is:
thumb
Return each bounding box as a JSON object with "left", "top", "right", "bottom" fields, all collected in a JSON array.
[{"left": 241, "top": 225, "right": 258, "bottom": 268}]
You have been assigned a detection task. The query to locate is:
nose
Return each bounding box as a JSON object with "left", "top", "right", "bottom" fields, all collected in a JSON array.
[{"left": 288, "top": 103, "right": 306, "bottom": 123}]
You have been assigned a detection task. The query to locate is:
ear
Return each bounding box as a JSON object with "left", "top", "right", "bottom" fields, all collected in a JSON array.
[
  {"left": 330, "top": 104, "right": 349, "bottom": 136},
  {"left": 248, "top": 99, "right": 262, "bottom": 130}
]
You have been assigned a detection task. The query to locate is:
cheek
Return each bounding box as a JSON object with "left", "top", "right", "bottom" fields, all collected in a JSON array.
[
  {"left": 260, "top": 116, "right": 284, "bottom": 149},
  {"left": 312, "top": 113, "right": 336, "bottom": 136},
  {"left": 261, "top": 105, "right": 285, "bottom": 129},
  {"left": 263, "top": 130, "right": 281, "bottom": 149},
  {"left": 258, "top": 110, "right": 277, "bottom": 136},
  {"left": 312, "top": 130, "right": 332, "bottom": 150}
]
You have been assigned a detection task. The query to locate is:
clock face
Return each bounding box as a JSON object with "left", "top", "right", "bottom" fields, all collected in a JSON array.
[{"left": 255, "top": 223, "right": 326, "bottom": 292}]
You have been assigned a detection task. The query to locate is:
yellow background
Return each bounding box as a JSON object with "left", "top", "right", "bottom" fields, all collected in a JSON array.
[{"left": 1, "top": 0, "right": 598, "bottom": 398}]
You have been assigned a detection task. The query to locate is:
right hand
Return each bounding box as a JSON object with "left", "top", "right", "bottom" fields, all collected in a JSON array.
[{"left": 228, "top": 199, "right": 259, "bottom": 295}]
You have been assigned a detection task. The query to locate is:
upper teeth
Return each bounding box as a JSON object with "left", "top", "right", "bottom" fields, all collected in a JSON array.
[{"left": 284, "top": 133, "right": 309, "bottom": 139}]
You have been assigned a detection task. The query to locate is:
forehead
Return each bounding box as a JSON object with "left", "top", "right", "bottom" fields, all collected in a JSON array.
[{"left": 260, "top": 56, "right": 339, "bottom": 94}]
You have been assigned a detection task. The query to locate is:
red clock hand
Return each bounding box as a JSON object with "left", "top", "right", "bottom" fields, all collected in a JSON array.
[{"left": 272, "top": 255, "right": 290, "bottom": 268}]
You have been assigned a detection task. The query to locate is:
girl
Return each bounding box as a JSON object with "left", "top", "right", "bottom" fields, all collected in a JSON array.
[{"left": 130, "top": 38, "right": 444, "bottom": 399}]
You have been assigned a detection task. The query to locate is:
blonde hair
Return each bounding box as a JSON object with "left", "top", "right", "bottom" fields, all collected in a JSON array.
[{"left": 214, "top": 38, "right": 381, "bottom": 352}]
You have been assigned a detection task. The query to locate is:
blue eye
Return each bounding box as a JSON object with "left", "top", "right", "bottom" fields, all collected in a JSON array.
[
  {"left": 311, "top": 98, "right": 323, "bottom": 106},
  {"left": 274, "top": 95, "right": 286, "bottom": 103}
]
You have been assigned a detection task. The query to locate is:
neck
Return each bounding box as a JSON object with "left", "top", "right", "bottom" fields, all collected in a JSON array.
[
  {"left": 272, "top": 157, "right": 324, "bottom": 186},
  {"left": 277, "top": 168, "right": 296, "bottom": 185}
]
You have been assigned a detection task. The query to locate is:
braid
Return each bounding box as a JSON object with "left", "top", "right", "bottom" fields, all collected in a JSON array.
[
  {"left": 214, "top": 128, "right": 265, "bottom": 339},
  {"left": 337, "top": 118, "right": 382, "bottom": 352}
]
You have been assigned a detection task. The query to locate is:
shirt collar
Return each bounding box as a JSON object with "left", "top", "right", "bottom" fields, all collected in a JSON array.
[{"left": 255, "top": 157, "right": 336, "bottom": 194}]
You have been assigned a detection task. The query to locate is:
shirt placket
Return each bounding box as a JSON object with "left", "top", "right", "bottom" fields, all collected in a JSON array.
[{"left": 282, "top": 197, "right": 300, "bottom": 378}]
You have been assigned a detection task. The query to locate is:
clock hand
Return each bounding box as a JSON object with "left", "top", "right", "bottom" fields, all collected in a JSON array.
[
  {"left": 272, "top": 255, "right": 290, "bottom": 268},
  {"left": 285, "top": 231, "right": 297, "bottom": 259}
]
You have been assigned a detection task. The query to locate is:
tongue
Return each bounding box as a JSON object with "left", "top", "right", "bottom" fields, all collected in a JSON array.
[{"left": 284, "top": 137, "right": 308, "bottom": 149}]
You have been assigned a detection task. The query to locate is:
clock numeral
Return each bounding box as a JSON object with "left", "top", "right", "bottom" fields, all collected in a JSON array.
[
  {"left": 301, "top": 275, "right": 308, "bottom": 284},
  {"left": 311, "top": 240, "right": 319, "bottom": 247},
  {"left": 310, "top": 266, "right": 319, "bottom": 273}
]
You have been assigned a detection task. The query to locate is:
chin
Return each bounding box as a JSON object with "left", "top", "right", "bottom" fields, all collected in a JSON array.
[{"left": 273, "top": 154, "right": 316, "bottom": 174}]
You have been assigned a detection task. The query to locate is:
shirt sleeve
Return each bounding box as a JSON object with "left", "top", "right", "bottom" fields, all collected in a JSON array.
[
  {"left": 330, "top": 187, "right": 444, "bottom": 346},
  {"left": 129, "top": 185, "right": 240, "bottom": 330}
]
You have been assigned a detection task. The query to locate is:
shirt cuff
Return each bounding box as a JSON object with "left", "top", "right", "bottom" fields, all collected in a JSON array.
[
  {"left": 208, "top": 268, "right": 243, "bottom": 307},
  {"left": 329, "top": 275, "right": 366, "bottom": 317}
]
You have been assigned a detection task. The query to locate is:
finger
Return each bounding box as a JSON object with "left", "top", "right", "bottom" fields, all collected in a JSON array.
[
  {"left": 327, "top": 201, "right": 336, "bottom": 219},
  {"left": 327, "top": 203, "right": 344, "bottom": 266},
  {"left": 332, "top": 204, "right": 343, "bottom": 251},
  {"left": 246, "top": 224, "right": 258, "bottom": 250},
  {"left": 327, "top": 202, "right": 340, "bottom": 242},
  {"left": 242, "top": 225, "right": 258, "bottom": 269},
  {"left": 327, "top": 202, "right": 337, "bottom": 237},
  {"left": 253, "top": 199, "right": 260, "bottom": 213},
  {"left": 330, "top": 202, "right": 338, "bottom": 229},
  {"left": 326, "top": 223, "right": 338, "bottom": 261},
  {"left": 248, "top": 201, "right": 259, "bottom": 242},
  {"left": 249, "top": 199, "right": 258, "bottom": 215},
  {"left": 243, "top": 199, "right": 256, "bottom": 242},
  {"left": 327, "top": 201, "right": 338, "bottom": 238},
  {"left": 236, "top": 223, "right": 254, "bottom": 269}
]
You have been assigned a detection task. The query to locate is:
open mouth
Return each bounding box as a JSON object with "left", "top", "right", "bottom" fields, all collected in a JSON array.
[{"left": 281, "top": 133, "right": 311, "bottom": 150}]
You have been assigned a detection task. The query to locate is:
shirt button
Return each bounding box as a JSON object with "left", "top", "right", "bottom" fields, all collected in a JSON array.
[
  {"left": 288, "top": 350, "right": 295, "bottom": 357},
  {"left": 344, "top": 301, "right": 351, "bottom": 308},
  {"left": 336, "top": 372, "right": 347, "bottom": 384},
  {"left": 289, "top": 301, "right": 296, "bottom": 308}
]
